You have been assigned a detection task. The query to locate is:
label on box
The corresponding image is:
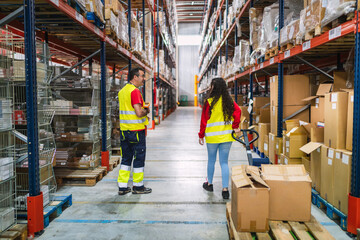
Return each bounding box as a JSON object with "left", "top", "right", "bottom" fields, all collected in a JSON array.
[
  {"left": 315, "top": 104, "right": 319, "bottom": 108},
  {"left": 317, "top": 148, "right": 320, "bottom": 153},
  {"left": 50, "top": 0, "right": 59, "bottom": 6},
  {"left": 351, "top": 95, "right": 354, "bottom": 102},
  {"left": 270, "top": 58, "right": 274, "bottom": 64},
  {"left": 286, "top": 141, "right": 290, "bottom": 147},
  {"left": 343, "top": 154, "right": 349, "bottom": 165},
  {"left": 336, "top": 152, "right": 341, "bottom": 159},
  {"left": 331, "top": 93, "right": 338, "bottom": 102},
  {"left": 307, "top": 11, "right": 310, "bottom": 16},
  {"left": 328, "top": 149, "right": 334, "bottom": 158},
  {"left": 284, "top": 50, "right": 290, "bottom": 58},
  {"left": 76, "top": 12, "right": 83, "bottom": 24},
  {"left": 247, "top": 105, "right": 252, "bottom": 114},
  {"left": 317, "top": 122, "right": 325, "bottom": 127},
  {"left": 260, "top": 63, "right": 263, "bottom": 68},
  {"left": 302, "top": 41, "right": 311, "bottom": 51},
  {"left": 264, "top": 143, "right": 268, "bottom": 151},
  {"left": 286, "top": 147, "right": 289, "bottom": 153},
  {"left": 315, "top": 98, "right": 320, "bottom": 104},
  {"left": 285, "top": 158, "right": 288, "bottom": 165},
  {"left": 329, "top": 26, "right": 341, "bottom": 40},
  {"left": 276, "top": 144, "right": 279, "bottom": 149},
  {"left": 272, "top": 135, "right": 274, "bottom": 141},
  {"left": 328, "top": 158, "right": 332, "bottom": 165},
  {"left": 332, "top": 103, "right": 337, "bottom": 109}
]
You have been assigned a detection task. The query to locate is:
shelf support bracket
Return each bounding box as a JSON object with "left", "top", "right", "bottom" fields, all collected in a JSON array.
[{"left": 295, "top": 56, "right": 334, "bottom": 80}]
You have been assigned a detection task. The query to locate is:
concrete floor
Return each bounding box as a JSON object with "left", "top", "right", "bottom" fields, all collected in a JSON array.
[{"left": 38, "top": 107, "right": 351, "bottom": 240}]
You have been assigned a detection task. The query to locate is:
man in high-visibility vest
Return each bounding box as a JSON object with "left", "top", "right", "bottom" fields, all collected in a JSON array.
[{"left": 117, "top": 68, "right": 151, "bottom": 195}]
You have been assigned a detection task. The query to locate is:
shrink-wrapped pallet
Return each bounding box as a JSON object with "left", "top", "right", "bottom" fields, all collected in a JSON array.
[{"left": 322, "top": 0, "right": 356, "bottom": 26}]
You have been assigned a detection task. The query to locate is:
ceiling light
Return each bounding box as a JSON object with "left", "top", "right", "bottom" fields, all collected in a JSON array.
[
  {"left": 190, "top": 13, "right": 193, "bottom": 15},
  {"left": 191, "top": 1, "right": 194, "bottom": 5}
]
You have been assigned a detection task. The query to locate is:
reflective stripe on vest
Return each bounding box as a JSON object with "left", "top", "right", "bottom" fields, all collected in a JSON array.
[
  {"left": 205, "top": 97, "right": 234, "bottom": 144},
  {"left": 118, "top": 84, "right": 149, "bottom": 130}
]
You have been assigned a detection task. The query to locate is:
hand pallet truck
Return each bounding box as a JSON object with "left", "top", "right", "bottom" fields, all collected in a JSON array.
[{"left": 232, "top": 129, "right": 270, "bottom": 166}]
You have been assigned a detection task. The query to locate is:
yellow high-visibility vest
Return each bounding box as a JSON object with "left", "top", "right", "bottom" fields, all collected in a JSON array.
[
  {"left": 205, "top": 97, "right": 234, "bottom": 143},
  {"left": 118, "top": 83, "right": 149, "bottom": 131}
]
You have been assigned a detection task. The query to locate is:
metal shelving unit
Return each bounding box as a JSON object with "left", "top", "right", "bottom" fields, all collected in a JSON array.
[
  {"left": 0, "top": 27, "right": 16, "bottom": 233},
  {"left": 197, "top": 0, "right": 360, "bottom": 235}
]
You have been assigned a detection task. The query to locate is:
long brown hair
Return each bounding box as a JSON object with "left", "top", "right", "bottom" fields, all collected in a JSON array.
[{"left": 207, "top": 78, "right": 234, "bottom": 123}]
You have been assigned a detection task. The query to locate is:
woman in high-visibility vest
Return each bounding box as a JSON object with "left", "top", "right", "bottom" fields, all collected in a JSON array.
[{"left": 198, "top": 78, "right": 241, "bottom": 199}]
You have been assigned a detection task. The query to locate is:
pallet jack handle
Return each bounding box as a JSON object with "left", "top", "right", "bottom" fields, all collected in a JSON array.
[{"left": 232, "top": 129, "right": 259, "bottom": 166}]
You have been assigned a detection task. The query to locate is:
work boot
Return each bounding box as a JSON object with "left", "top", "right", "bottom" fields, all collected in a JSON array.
[
  {"left": 222, "top": 190, "right": 229, "bottom": 199},
  {"left": 132, "top": 186, "right": 152, "bottom": 194},
  {"left": 202, "top": 182, "right": 213, "bottom": 192},
  {"left": 118, "top": 187, "right": 131, "bottom": 195}
]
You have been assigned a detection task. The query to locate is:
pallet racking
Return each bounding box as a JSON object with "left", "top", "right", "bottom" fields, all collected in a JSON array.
[{"left": 197, "top": 0, "right": 360, "bottom": 235}]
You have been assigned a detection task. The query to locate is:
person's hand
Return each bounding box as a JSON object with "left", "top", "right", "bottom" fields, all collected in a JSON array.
[
  {"left": 145, "top": 107, "right": 150, "bottom": 114},
  {"left": 234, "top": 128, "right": 241, "bottom": 137},
  {"left": 199, "top": 138, "right": 204, "bottom": 145}
]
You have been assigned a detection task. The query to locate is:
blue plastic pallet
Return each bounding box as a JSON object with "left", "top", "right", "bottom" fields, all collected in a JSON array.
[
  {"left": 17, "top": 194, "right": 72, "bottom": 228},
  {"left": 86, "top": 12, "right": 104, "bottom": 28},
  {"left": 43, "top": 195, "right": 73, "bottom": 228},
  {"left": 311, "top": 189, "right": 347, "bottom": 230}
]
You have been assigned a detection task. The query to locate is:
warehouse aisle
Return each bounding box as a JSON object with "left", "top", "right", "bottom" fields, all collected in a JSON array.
[{"left": 38, "top": 107, "right": 349, "bottom": 240}]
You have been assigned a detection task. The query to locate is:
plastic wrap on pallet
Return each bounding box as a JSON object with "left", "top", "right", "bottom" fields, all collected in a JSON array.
[
  {"left": 322, "top": 0, "right": 356, "bottom": 26},
  {"left": 263, "top": 3, "right": 279, "bottom": 49},
  {"left": 280, "top": 19, "right": 300, "bottom": 46},
  {"left": 249, "top": 8, "right": 263, "bottom": 50},
  {"left": 304, "top": 0, "right": 326, "bottom": 33},
  {"left": 296, "top": 9, "right": 307, "bottom": 44},
  {"left": 95, "top": 0, "right": 104, "bottom": 22}
]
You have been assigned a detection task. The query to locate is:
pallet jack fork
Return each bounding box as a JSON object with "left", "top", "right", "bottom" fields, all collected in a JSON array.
[{"left": 232, "top": 129, "right": 270, "bottom": 167}]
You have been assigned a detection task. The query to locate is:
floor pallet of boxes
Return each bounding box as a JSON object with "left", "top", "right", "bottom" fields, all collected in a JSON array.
[{"left": 226, "top": 203, "right": 334, "bottom": 240}]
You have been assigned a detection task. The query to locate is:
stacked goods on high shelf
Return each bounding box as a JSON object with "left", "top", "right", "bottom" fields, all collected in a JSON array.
[
  {"left": 105, "top": 1, "right": 129, "bottom": 46},
  {"left": 164, "top": 0, "right": 178, "bottom": 46},
  {"left": 0, "top": 29, "right": 16, "bottom": 232},
  {"left": 85, "top": 0, "right": 105, "bottom": 22},
  {"left": 198, "top": 0, "right": 245, "bottom": 75},
  {"left": 51, "top": 67, "right": 101, "bottom": 170},
  {"left": 154, "top": 11, "right": 176, "bottom": 61}
]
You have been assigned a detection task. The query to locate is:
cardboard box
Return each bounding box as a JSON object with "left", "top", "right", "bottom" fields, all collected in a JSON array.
[
  {"left": 270, "top": 75, "right": 310, "bottom": 107},
  {"left": 346, "top": 91, "right": 354, "bottom": 151},
  {"left": 275, "top": 136, "right": 283, "bottom": 156},
  {"left": 231, "top": 166, "right": 270, "bottom": 232},
  {"left": 255, "top": 108, "right": 270, "bottom": 124},
  {"left": 324, "top": 92, "right": 348, "bottom": 149},
  {"left": 280, "top": 154, "right": 302, "bottom": 165},
  {"left": 333, "top": 71, "right": 348, "bottom": 92},
  {"left": 334, "top": 150, "right": 352, "bottom": 215},
  {"left": 284, "top": 126, "right": 307, "bottom": 158},
  {"left": 240, "top": 106, "right": 250, "bottom": 121},
  {"left": 252, "top": 125, "right": 259, "bottom": 148},
  {"left": 300, "top": 142, "right": 322, "bottom": 192},
  {"left": 268, "top": 133, "right": 276, "bottom": 164},
  {"left": 261, "top": 165, "right": 312, "bottom": 221},
  {"left": 302, "top": 156, "right": 311, "bottom": 173},
  {"left": 264, "top": 136, "right": 269, "bottom": 156},
  {"left": 253, "top": 97, "right": 270, "bottom": 108},
  {"left": 311, "top": 126, "right": 324, "bottom": 142},
  {"left": 320, "top": 145, "right": 335, "bottom": 205},
  {"left": 258, "top": 123, "right": 270, "bottom": 152},
  {"left": 270, "top": 105, "right": 310, "bottom": 135}
]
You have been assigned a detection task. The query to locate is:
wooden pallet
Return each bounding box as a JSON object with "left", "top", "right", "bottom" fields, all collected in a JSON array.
[
  {"left": 118, "top": 39, "right": 131, "bottom": 50},
  {"left": 112, "top": 147, "right": 122, "bottom": 155},
  {"left": 0, "top": 224, "right": 27, "bottom": 240},
  {"left": 226, "top": 203, "right": 335, "bottom": 240},
  {"left": 305, "top": 25, "right": 322, "bottom": 41},
  {"left": 265, "top": 47, "right": 278, "bottom": 60},
  {"left": 109, "top": 156, "right": 121, "bottom": 171},
  {"left": 280, "top": 42, "right": 294, "bottom": 52},
  {"left": 54, "top": 166, "right": 107, "bottom": 186}
]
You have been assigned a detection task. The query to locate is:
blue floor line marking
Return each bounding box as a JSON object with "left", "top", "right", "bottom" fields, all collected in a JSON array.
[{"left": 54, "top": 219, "right": 227, "bottom": 225}]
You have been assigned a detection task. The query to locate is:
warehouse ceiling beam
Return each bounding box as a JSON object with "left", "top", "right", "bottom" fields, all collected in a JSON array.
[
  {"left": 50, "top": 49, "right": 101, "bottom": 83},
  {"left": 295, "top": 55, "right": 334, "bottom": 80},
  {"left": 0, "top": 5, "right": 23, "bottom": 28}
]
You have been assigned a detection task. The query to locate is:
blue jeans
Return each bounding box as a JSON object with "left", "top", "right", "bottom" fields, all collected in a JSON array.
[{"left": 206, "top": 142, "right": 232, "bottom": 188}]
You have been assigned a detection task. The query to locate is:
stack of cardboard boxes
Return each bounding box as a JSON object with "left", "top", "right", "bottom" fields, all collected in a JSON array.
[
  {"left": 299, "top": 71, "right": 353, "bottom": 215},
  {"left": 230, "top": 165, "right": 311, "bottom": 232}
]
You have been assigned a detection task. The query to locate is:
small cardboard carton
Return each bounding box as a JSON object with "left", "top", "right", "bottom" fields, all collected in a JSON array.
[
  {"left": 279, "top": 154, "right": 302, "bottom": 165},
  {"left": 284, "top": 126, "right": 308, "bottom": 158},
  {"left": 258, "top": 123, "right": 270, "bottom": 152},
  {"left": 231, "top": 166, "right": 270, "bottom": 232},
  {"left": 302, "top": 156, "right": 311, "bottom": 173},
  {"left": 268, "top": 133, "right": 276, "bottom": 164},
  {"left": 300, "top": 142, "right": 322, "bottom": 192},
  {"left": 261, "top": 165, "right": 312, "bottom": 221},
  {"left": 320, "top": 145, "right": 335, "bottom": 205},
  {"left": 334, "top": 150, "right": 352, "bottom": 215}
]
